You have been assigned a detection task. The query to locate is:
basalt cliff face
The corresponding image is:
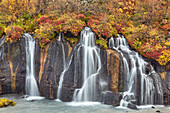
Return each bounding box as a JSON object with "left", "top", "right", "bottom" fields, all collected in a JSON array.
[{"left": 0, "top": 35, "right": 169, "bottom": 106}]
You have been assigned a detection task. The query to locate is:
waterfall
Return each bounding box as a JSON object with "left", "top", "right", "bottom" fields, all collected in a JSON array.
[
  {"left": 24, "top": 33, "right": 40, "bottom": 96},
  {"left": 0, "top": 36, "right": 6, "bottom": 60},
  {"left": 109, "top": 35, "right": 163, "bottom": 106},
  {"left": 73, "top": 27, "right": 102, "bottom": 102},
  {"left": 57, "top": 33, "right": 66, "bottom": 100},
  {"left": 57, "top": 27, "right": 102, "bottom": 101},
  {"left": 108, "top": 37, "right": 114, "bottom": 49}
]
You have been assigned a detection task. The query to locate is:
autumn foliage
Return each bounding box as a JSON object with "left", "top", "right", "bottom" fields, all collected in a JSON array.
[
  {"left": 0, "top": 0, "right": 169, "bottom": 65},
  {"left": 5, "top": 25, "right": 24, "bottom": 42}
]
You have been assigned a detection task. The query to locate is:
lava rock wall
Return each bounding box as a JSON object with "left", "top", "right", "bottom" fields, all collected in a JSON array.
[{"left": 0, "top": 37, "right": 169, "bottom": 106}]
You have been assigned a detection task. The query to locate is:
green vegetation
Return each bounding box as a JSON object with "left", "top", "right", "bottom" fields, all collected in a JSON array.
[
  {"left": 96, "top": 39, "right": 108, "bottom": 49},
  {"left": 0, "top": 0, "right": 169, "bottom": 65}
]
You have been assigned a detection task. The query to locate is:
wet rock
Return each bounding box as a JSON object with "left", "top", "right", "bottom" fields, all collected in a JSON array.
[
  {"left": 106, "top": 49, "right": 120, "bottom": 92},
  {"left": 152, "top": 106, "right": 155, "bottom": 108},
  {"left": 36, "top": 40, "right": 69, "bottom": 99},
  {"left": 0, "top": 38, "right": 26, "bottom": 94},
  {"left": 101, "top": 91, "right": 122, "bottom": 106},
  {"left": 156, "top": 110, "right": 160, "bottom": 112},
  {"left": 127, "top": 103, "right": 138, "bottom": 110}
]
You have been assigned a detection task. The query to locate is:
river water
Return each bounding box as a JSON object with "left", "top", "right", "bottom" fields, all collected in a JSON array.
[{"left": 0, "top": 94, "right": 170, "bottom": 113}]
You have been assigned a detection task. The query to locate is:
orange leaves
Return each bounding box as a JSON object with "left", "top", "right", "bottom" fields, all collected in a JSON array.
[{"left": 161, "top": 23, "right": 170, "bottom": 31}]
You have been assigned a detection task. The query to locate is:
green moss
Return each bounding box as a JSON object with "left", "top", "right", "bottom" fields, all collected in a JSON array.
[
  {"left": 96, "top": 39, "right": 108, "bottom": 49},
  {"left": 119, "top": 84, "right": 123, "bottom": 92}
]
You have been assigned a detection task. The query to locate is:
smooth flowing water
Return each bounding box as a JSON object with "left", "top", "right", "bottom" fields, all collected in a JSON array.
[
  {"left": 57, "top": 33, "right": 66, "bottom": 100},
  {"left": 73, "top": 27, "right": 102, "bottom": 102},
  {"left": 24, "top": 33, "right": 40, "bottom": 96},
  {"left": 57, "top": 27, "right": 102, "bottom": 102},
  {"left": 109, "top": 35, "right": 163, "bottom": 107},
  {"left": 0, "top": 36, "right": 6, "bottom": 60}
]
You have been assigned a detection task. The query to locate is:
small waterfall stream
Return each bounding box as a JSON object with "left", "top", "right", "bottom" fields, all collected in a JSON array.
[
  {"left": 57, "top": 33, "right": 66, "bottom": 100},
  {"left": 24, "top": 33, "right": 40, "bottom": 96},
  {"left": 0, "top": 36, "right": 6, "bottom": 60},
  {"left": 109, "top": 35, "right": 163, "bottom": 107}
]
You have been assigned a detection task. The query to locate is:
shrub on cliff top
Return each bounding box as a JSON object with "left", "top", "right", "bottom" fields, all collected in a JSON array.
[
  {"left": 35, "top": 23, "right": 56, "bottom": 48},
  {"left": 0, "top": 0, "right": 169, "bottom": 65},
  {"left": 5, "top": 25, "right": 24, "bottom": 42},
  {"left": 54, "top": 13, "right": 86, "bottom": 36}
]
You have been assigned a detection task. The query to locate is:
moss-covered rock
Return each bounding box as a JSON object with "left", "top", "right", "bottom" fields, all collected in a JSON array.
[
  {"left": 0, "top": 98, "right": 16, "bottom": 108},
  {"left": 11, "top": 102, "right": 16, "bottom": 106}
]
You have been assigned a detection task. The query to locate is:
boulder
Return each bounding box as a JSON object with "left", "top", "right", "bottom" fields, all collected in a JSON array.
[
  {"left": 127, "top": 103, "right": 138, "bottom": 110},
  {"left": 101, "top": 91, "right": 122, "bottom": 106}
]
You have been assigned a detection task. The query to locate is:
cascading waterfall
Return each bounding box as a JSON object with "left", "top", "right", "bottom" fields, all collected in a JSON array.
[
  {"left": 0, "top": 36, "right": 6, "bottom": 60},
  {"left": 109, "top": 35, "right": 163, "bottom": 107},
  {"left": 73, "top": 27, "right": 102, "bottom": 102},
  {"left": 57, "top": 27, "right": 102, "bottom": 101},
  {"left": 24, "top": 33, "right": 40, "bottom": 96}
]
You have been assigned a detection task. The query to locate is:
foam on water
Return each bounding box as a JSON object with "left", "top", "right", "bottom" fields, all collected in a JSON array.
[
  {"left": 67, "top": 102, "right": 101, "bottom": 106},
  {"left": 25, "top": 96, "right": 45, "bottom": 101}
]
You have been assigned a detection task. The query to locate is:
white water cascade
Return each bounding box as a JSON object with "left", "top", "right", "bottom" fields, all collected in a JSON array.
[
  {"left": 57, "top": 27, "right": 102, "bottom": 101},
  {"left": 0, "top": 36, "right": 6, "bottom": 60},
  {"left": 24, "top": 33, "right": 40, "bottom": 96},
  {"left": 109, "top": 35, "right": 163, "bottom": 106},
  {"left": 73, "top": 27, "right": 102, "bottom": 102},
  {"left": 56, "top": 35, "right": 83, "bottom": 100}
]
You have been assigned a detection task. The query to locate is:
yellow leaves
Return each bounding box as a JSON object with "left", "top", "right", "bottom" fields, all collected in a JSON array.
[
  {"left": 118, "top": 2, "right": 123, "bottom": 6},
  {"left": 9, "top": 6, "right": 13, "bottom": 11},
  {"left": 129, "top": 1, "right": 132, "bottom": 5},
  {"left": 162, "top": 19, "right": 167, "bottom": 24},
  {"left": 158, "top": 50, "right": 170, "bottom": 65},
  {"left": 165, "top": 41, "right": 170, "bottom": 46},
  {"left": 139, "top": 24, "right": 147, "bottom": 29},
  {"left": 144, "top": 12, "right": 148, "bottom": 15},
  {"left": 155, "top": 43, "right": 162, "bottom": 51},
  {"left": 149, "top": 29, "right": 158, "bottom": 37},
  {"left": 159, "top": 72, "right": 166, "bottom": 80},
  {"left": 118, "top": 8, "right": 123, "bottom": 13}
]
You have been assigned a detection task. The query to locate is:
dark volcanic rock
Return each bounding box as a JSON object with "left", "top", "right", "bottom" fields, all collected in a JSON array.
[
  {"left": 101, "top": 91, "right": 122, "bottom": 106},
  {"left": 127, "top": 103, "right": 138, "bottom": 110},
  {"left": 0, "top": 32, "right": 169, "bottom": 108},
  {"left": 0, "top": 38, "right": 26, "bottom": 94},
  {"left": 35, "top": 40, "right": 69, "bottom": 99}
]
